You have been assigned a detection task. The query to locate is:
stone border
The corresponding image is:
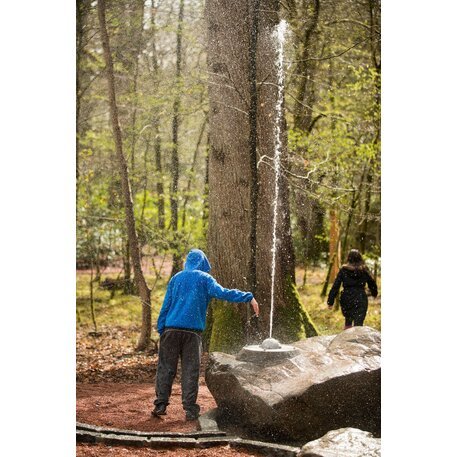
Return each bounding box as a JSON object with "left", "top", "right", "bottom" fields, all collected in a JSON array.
[
  {"left": 77, "top": 421, "right": 225, "bottom": 438},
  {"left": 76, "top": 422, "right": 300, "bottom": 456}
]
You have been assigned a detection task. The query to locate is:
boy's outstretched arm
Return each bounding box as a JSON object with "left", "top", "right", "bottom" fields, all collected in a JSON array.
[
  {"left": 208, "top": 277, "right": 259, "bottom": 316},
  {"left": 157, "top": 279, "right": 174, "bottom": 335}
]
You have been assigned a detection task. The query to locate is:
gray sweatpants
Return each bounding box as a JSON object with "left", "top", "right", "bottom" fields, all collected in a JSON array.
[{"left": 153, "top": 329, "right": 202, "bottom": 416}]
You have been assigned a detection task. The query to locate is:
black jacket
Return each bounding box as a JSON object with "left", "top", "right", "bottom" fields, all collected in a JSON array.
[{"left": 327, "top": 265, "right": 378, "bottom": 307}]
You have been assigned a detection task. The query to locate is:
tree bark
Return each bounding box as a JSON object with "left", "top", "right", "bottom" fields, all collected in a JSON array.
[
  {"left": 150, "top": 0, "right": 165, "bottom": 230},
  {"left": 290, "top": 0, "right": 320, "bottom": 132},
  {"left": 202, "top": 131, "right": 210, "bottom": 237},
  {"left": 328, "top": 207, "right": 341, "bottom": 283},
  {"left": 76, "top": 0, "right": 92, "bottom": 213},
  {"left": 247, "top": 0, "right": 261, "bottom": 301},
  {"left": 170, "top": 0, "right": 185, "bottom": 277},
  {"left": 98, "top": 0, "right": 152, "bottom": 351},
  {"left": 206, "top": 0, "right": 318, "bottom": 353},
  {"left": 181, "top": 115, "right": 208, "bottom": 228},
  {"left": 89, "top": 259, "right": 98, "bottom": 334},
  {"left": 128, "top": 0, "right": 146, "bottom": 185}
]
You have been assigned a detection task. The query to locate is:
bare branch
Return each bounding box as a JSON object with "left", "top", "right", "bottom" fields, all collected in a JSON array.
[{"left": 287, "top": 38, "right": 370, "bottom": 64}]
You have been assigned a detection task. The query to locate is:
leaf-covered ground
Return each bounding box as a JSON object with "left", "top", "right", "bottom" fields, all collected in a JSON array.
[
  {"left": 77, "top": 443, "right": 263, "bottom": 457},
  {"left": 76, "top": 326, "right": 224, "bottom": 456},
  {"left": 77, "top": 326, "right": 158, "bottom": 383}
]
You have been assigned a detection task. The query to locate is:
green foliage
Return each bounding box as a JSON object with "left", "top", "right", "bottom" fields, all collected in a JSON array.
[
  {"left": 77, "top": 0, "right": 209, "bottom": 271},
  {"left": 287, "top": 64, "right": 381, "bottom": 260},
  {"left": 76, "top": 272, "right": 166, "bottom": 331}
]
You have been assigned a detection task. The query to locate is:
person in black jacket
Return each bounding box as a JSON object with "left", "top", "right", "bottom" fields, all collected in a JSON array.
[{"left": 327, "top": 249, "right": 378, "bottom": 329}]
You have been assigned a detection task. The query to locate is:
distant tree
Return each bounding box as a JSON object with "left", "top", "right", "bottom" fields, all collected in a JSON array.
[
  {"left": 150, "top": 0, "right": 165, "bottom": 231},
  {"left": 76, "top": 0, "right": 93, "bottom": 211},
  {"left": 97, "top": 0, "right": 152, "bottom": 351},
  {"left": 169, "top": 0, "right": 185, "bottom": 277}
]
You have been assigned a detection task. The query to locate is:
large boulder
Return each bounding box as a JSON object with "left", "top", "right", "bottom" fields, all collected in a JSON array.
[
  {"left": 205, "top": 327, "right": 380, "bottom": 442},
  {"left": 298, "top": 428, "right": 381, "bottom": 457}
]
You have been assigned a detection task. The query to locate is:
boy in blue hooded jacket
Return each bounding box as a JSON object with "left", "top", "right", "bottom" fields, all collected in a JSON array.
[{"left": 152, "top": 248, "right": 259, "bottom": 421}]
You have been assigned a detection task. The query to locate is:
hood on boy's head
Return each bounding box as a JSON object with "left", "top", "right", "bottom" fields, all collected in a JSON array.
[{"left": 184, "top": 249, "right": 211, "bottom": 273}]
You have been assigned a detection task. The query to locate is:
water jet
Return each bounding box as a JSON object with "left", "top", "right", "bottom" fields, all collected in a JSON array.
[{"left": 239, "top": 21, "right": 297, "bottom": 362}]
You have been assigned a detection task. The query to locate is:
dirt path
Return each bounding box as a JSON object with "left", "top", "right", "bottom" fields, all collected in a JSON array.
[
  {"left": 77, "top": 383, "right": 216, "bottom": 433},
  {"left": 77, "top": 443, "right": 262, "bottom": 457},
  {"left": 76, "top": 327, "right": 267, "bottom": 456}
]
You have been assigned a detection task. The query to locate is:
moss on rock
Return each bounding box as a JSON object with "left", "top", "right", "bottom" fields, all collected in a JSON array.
[
  {"left": 282, "top": 275, "right": 319, "bottom": 339},
  {"left": 208, "top": 301, "right": 245, "bottom": 353}
]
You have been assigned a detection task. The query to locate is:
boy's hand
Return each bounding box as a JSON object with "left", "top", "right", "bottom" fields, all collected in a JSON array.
[{"left": 251, "top": 298, "right": 260, "bottom": 317}]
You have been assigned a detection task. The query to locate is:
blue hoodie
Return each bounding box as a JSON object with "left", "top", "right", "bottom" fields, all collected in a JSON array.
[{"left": 156, "top": 249, "right": 253, "bottom": 334}]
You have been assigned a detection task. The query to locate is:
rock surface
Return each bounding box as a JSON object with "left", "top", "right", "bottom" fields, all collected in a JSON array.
[
  {"left": 297, "top": 427, "right": 381, "bottom": 457},
  {"left": 205, "top": 327, "right": 380, "bottom": 442}
]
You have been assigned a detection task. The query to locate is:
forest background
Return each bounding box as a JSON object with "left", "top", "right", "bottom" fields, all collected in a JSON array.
[
  {"left": 76, "top": 0, "right": 381, "bottom": 351},
  {"left": 2, "top": 1, "right": 456, "bottom": 456}
]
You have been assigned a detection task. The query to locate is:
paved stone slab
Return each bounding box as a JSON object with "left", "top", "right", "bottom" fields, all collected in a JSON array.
[{"left": 77, "top": 421, "right": 225, "bottom": 438}]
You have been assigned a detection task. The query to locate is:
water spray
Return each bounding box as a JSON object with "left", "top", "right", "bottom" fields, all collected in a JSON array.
[{"left": 269, "top": 19, "right": 287, "bottom": 339}]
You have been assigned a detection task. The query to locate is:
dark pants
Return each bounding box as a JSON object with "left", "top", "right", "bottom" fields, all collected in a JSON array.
[
  {"left": 341, "top": 289, "right": 368, "bottom": 327},
  {"left": 154, "top": 329, "right": 202, "bottom": 416}
]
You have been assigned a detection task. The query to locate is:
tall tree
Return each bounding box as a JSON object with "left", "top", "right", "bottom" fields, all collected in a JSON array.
[
  {"left": 170, "top": 0, "right": 185, "bottom": 277},
  {"left": 127, "top": 0, "right": 146, "bottom": 182},
  {"left": 286, "top": 0, "right": 324, "bottom": 275},
  {"left": 247, "top": 0, "right": 261, "bottom": 303},
  {"left": 150, "top": 0, "right": 165, "bottom": 230},
  {"left": 76, "top": 0, "right": 92, "bottom": 211},
  {"left": 97, "top": 0, "right": 152, "bottom": 351},
  {"left": 206, "top": 0, "right": 318, "bottom": 353}
]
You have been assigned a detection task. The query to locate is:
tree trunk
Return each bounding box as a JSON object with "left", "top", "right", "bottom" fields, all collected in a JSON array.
[
  {"left": 329, "top": 207, "right": 341, "bottom": 282},
  {"left": 98, "top": 0, "right": 152, "bottom": 351},
  {"left": 206, "top": 0, "right": 318, "bottom": 353},
  {"left": 150, "top": 1, "right": 165, "bottom": 231},
  {"left": 154, "top": 121, "right": 165, "bottom": 230},
  {"left": 358, "top": 161, "right": 373, "bottom": 254},
  {"left": 76, "top": 0, "right": 92, "bottom": 213},
  {"left": 89, "top": 259, "right": 98, "bottom": 334},
  {"left": 181, "top": 115, "right": 208, "bottom": 228},
  {"left": 126, "top": 0, "right": 145, "bottom": 180},
  {"left": 247, "top": 0, "right": 261, "bottom": 303},
  {"left": 320, "top": 252, "right": 335, "bottom": 298},
  {"left": 290, "top": 0, "right": 321, "bottom": 132},
  {"left": 170, "top": 0, "right": 185, "bottom": 277},
  {"left": 122, "top": 237, "right": 134, "bottom": 294},
  {"left": 202, "top": 131, "right": 210, "bottom": 237}
]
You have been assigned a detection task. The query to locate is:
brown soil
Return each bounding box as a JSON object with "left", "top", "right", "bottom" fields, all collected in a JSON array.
[
  {"left": 77, "top": 383, "right": 216, "bottom": 433},
  {"left": 77, "top": 443, "right": 262, "bottom": 457}
]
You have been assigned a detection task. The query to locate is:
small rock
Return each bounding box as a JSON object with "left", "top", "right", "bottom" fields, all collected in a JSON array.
[{"left": 298, "top": 428, "right": 381, "bottom": 457}]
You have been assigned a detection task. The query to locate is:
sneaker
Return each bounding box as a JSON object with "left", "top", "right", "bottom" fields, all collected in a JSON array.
[
  {"left": 151, "top": 405, "right": 167, "bottom": 417},
  {"left": 185, "top": 412, "right": 199, "bottom": 421}
]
